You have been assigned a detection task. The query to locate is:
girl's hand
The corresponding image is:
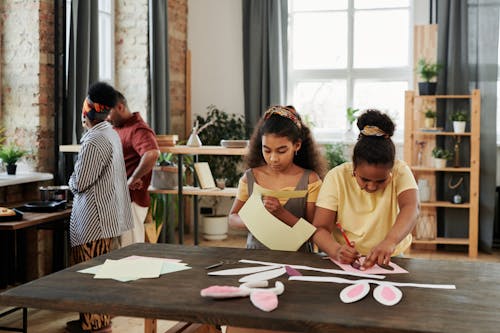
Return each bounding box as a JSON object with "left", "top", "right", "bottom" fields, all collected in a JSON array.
[
  {"left": 335, "top": 244, "right": 360, "bottom": 264},
  {"left": 362, "top": 239, "right": 395, "bottom": 269},
  {"left": 262, "top": 196, "right": 285, "bottom": 216}
]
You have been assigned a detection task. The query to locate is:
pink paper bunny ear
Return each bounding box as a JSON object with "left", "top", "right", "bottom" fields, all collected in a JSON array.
[
  {"left": 250, "top": 291, "right": 279, "bottom": 312},
  {"left": 339, "top": 282, "right": 370, "bottom": 303},
  {"left": 200, "top": 285, "right": 250, "bottom": 298},
  {"left": 373, "top": 284, "right": 402, "bottom": 306}
]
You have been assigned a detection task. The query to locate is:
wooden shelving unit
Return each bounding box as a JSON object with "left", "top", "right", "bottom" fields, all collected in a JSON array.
[
  {"left": 153, "top": 145, "right": 247, "bottom": 245},
  {"left": 404, "top": 90, "right": 480, "bottom": 258}
]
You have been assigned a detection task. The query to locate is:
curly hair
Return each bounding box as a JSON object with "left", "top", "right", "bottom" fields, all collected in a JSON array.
[
  {"left": 245, "top": 105, "right": 327, "bottom": 178},
  {"left": 353, "top": 109, "right": 396, "bottom": 167}
]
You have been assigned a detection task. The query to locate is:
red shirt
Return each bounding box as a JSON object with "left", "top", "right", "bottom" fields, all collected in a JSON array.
[{"left": 114, "top": 112, "right": 159, "bottom": 207}]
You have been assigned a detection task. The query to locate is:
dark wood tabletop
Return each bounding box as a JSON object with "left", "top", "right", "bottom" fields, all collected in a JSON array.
[
  {"left": 0, "top": 208, "right": 71, "bottom": 231},
  {"left": 0, "top": 243, "right": 499, "bottom": 333}
]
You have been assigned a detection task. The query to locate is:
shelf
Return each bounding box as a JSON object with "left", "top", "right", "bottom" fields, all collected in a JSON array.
[
  {"left": 416, "top": 131, "right": 471, "bottom": 136},
  {"left": 414, "top": 94, "right": 472, "bottom": 99},
  {"left": 148, "top": 186, "right": 237, "bottom": 197},
  {"left": 420, "top": 201, "right": 470, "bottom": 208},
  {"left": 411, "top": 166, "right": 470, "bottom": 172},
  {"left": 412, "top": 237, "right": 469, "bottom": 245},
  {"left": 159, "top": 145, "right": 247, "bottom": 156}
]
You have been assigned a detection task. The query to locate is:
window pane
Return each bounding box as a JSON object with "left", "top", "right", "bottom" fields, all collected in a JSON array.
[
  {"left": 292, "top": 0, "right": 347, "bottom": 11},
  {"left": 293, "top": 12, "right": 347, "bottom": 69},
  {"left": 293, "top": 81, "right": 347, "bottom": 129},
  {"left": 355, "top": 0, "right": 409, "bottom": 9},
  {"left": 353, "top": 80, "right": 408, "bottom": 133},
  {"left": 354, "top": 10, "right": 409, "bottom": 68},
  {"left": 99, "top": 0, "right": 111, "bottom": 13},
  {"left": 99, "top": 15, "right": 112, "bottom": 81}
]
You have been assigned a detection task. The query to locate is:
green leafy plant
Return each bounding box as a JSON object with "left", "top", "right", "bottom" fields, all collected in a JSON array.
[
  {"left": 417, "top": 58, "right": 442, "bottom": 82},
  {"left": 346, "top": 107, "right": 360, "bottom": 126},
  {"left": 431, "top": 147, "right": 453, "bottom": 160},
  {"left": 0, "top": 143, "right": 27, "bottom": 165},
  {"left": 196, "top": 105, "right": 246, "bottom": 187},
  {"left": 451, "top": 110, "right": 468, "bottom": 122},
  {"left": 324, "top": 143, "right": 347, "bottom": 169},
  {"left": 424, "top": 109, "right": 436, "bottom": 118}
]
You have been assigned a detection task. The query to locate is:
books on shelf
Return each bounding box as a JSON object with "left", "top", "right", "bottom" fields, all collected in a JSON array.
[{"left": 194, "top": 162, "right": 216, "bottom": 189}]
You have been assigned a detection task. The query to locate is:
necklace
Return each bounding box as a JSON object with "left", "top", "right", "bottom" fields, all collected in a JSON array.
[{"left": 448, "top": 176, "right": 464, "bottom": 190}]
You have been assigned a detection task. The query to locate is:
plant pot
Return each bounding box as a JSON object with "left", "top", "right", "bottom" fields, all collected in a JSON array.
[
  {"left": 6, "top": 163, "right": 17, "bottom": 175},
  {"left": 453, "top": 121, "right": 466, "bottom": 133},
  {"left": 424, "top": 117, "right": 435, "bottom": 128},
  {"left": 418, "top": 82, "right": 437, "bottom": 95},
  {"left": 203, "top": 215, "right": 228, "bottom": 240},
  {"left": 151, "top": 165, "right": 182, "bottom": 189},
  {"left": 433, "top": 158, "right": 447, "bottom": 169}
]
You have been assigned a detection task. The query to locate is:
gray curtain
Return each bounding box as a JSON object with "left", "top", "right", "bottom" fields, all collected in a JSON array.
[
  {"left": 148, "top": 0, "right": 170, "bottom": 134},
  {"left": 58, "top": 0, "right": 99, "bottom": 183},
  {"left": 242, "top": 0, "right": 288, "bottom": 132},
  {"left": 437, "top": 0, "right": 499, "bottom": 252}
]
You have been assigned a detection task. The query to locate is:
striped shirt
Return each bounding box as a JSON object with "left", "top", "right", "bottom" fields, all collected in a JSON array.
[{"left": 69, "top": 121, "right": 133, "bottom": 247}]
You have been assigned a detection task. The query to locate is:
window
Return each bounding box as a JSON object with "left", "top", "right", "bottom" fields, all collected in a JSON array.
[
  {"left": 65, "top": 0, "right": 114, "bottom": 83},
  {"left": 288, "top": 0, "right": 412, "bottom": 141}
]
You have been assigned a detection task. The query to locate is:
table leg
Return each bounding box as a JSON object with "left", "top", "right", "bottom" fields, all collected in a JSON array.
[
  {"left": 144, "top": 318, "right": 157, "bottom": 333},
  {"left": 177, "top": 154, "right": 184, "bottom": 244}
]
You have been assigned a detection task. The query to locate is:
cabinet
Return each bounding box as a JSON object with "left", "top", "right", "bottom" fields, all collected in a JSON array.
[
  {"left": 404, "top": 90, "right": 480, "bottom": 258},
  {"left": 148, "top": 145, "right": 247, "bottom": 245}
]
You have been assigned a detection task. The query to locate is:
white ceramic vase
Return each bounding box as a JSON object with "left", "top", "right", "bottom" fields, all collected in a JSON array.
[
  {"left": 453, "top": 121, "right": 466, "bottom": 133},
  {"left": 433, "top": 158, "right": 447, "bottom": 169},
  {"left": 203, "top": 215, "right": 228, "bottom": 240}
]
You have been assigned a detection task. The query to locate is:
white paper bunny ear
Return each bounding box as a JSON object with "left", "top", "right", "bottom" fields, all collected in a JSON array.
[
  {"left": 238, "top": 267, "right": 287, "bottom": 283},
  {"left": 339, "top": 282, "right": 370, "bottom": 303},
  {"left": 373, "top": 284, "right": 402, "bottom": 306},
  {"left": 247, "top": 281, "right": 285, "bottom": 312}
]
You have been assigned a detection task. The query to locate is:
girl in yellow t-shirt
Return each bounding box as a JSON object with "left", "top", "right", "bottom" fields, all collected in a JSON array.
[
  {"left": 229, "top": 105, "right": 326, "bottom": 252},
  {"left": 313, "top": 109, "right": 419, "bottom": 270}
]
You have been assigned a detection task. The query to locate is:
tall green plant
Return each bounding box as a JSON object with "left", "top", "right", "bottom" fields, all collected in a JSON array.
[
  {"left": 196, "top": 105, "right": 246, "bottom": 187},
  {"left": 324, "top": 143, "right": 347, "bottom": 169}
]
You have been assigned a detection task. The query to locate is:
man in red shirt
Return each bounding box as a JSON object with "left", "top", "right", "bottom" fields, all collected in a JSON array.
[{"left": 107, "top": 91, "right": 160, "bottom": 245}]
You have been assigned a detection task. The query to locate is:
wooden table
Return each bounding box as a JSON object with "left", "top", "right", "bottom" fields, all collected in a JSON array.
[{"left": 1, "top": 243, "right": 499, "bottom": 332}]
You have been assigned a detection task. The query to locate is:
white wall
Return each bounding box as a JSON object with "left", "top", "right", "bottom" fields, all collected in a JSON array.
[{"left": 187, "top": 0, "right": 245, "bottom": 121}]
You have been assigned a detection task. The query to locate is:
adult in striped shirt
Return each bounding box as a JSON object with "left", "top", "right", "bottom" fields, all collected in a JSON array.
[{"left": 67, "top": 81, "right": 133, "bottom": 333}]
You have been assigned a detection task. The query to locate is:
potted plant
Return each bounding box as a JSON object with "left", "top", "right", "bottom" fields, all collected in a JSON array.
[
  {"left": 450, "top": 110, "right": 468, "bottom": 133},
  {"left": 416, "top": 58, "right": 442, "bottom": 95},
  {"left": 431, "top": 147, "right": 452, "bottom": 168},
  {"left": 0, "top": 143, "right": 27, "bottom": 175},
  {"left": 423, "top": 109, "right": 436, "bottom": 128}
]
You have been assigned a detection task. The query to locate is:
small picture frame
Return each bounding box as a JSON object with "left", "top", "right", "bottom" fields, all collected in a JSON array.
[{"left": 194, "top": 162, "right": 216, "bottom": 189}]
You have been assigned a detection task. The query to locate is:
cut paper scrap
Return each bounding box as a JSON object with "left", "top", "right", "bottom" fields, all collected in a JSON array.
[
  {"left": 208, "top": 265, "right": 281, "bottom": 276},
  {"left": 238, "top": 267, "right": 287, "bottom": 283},
  {"left": 239, "top": 259, "right": 385, "bottom": 280},
  {"left": 330, "top": 257, "right": 408, "bottom": 274},
  {"left": 238, "top": 189, "right": 315, "bottom": 251},
  {"left": 289, "top": 275, "right": 456, "bottom": 290},
  {"left": 253, "top": 183, "right": 307, "bottom": 199}
]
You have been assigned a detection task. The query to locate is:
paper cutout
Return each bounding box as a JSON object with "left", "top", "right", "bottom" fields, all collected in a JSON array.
[
  {"left": 339, "top": 283, "right": 370, "bottom": 303},
  {"left": 194, "top": 162, "right": 216, "bottom": 189},
  {"left": 330, "top": 257, "right": 408, "bottom": 275},
  {"left": 238, "top": 267, "right": 287, "bottom": 283},
  {"left": 289, "top": 275, "right": 456, "bottom": 289},
  {"left": 78, "top": 256, "right": 191, "bottom": 282},
  {"left": 238, "top": 188, "right": 316, "bottom": 251},
  {"left": 253, "top": 183, "right": 307, "bottom": 199},
  {"left": 201, "top": 281, "right": 284, "bottom": 312},
  {"left": 373, "top": 284, "right": 403, "bottom": 306},
  {"left": 208, "top": 265, "right": 281, "bottom": 276},
  {"left": 285, "top": 265, "right": 302, "bottom": 276},
  {"left": 239, "top": 259, "right": 385, "bottom": 280}
]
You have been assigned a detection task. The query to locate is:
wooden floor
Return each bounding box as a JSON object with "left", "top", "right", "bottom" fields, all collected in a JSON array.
[{"left": 1, "top": 232, "right": 500, "bottom": 333}]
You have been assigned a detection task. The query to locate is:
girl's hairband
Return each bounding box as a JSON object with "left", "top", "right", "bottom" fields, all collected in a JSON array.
[
  {"left": 82, "top": 96, "right": 112, "bottom": 118},
  {"left": 264, "top": 106, "right": 302, "bottom": 129},
  {"left": 360, "top": 125, "right": 389, "bottom": 139}
]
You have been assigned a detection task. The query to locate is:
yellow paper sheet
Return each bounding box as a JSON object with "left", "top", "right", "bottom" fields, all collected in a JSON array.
[
  {"left": 239, "top": 189, "right": 316, "bottom": 251},
  {"left": 253, "top": 183, "right": 307, "bottom": 199},
  {"left": 93, "top": 259, "right": 164, "bottom": 280}
]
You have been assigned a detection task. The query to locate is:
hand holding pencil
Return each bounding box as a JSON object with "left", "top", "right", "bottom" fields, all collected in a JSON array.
[{"left": 335, "top": 223, "right": 361, "bottom": 267}]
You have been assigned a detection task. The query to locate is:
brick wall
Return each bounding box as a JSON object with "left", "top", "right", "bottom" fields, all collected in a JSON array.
[{"left": 0, "top": 0, "right": 55, "bottom": 173}]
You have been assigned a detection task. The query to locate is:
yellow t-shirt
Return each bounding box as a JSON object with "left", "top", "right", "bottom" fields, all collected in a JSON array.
[{"left": 315, "top": 160, "right": 417, "bottom": 256}]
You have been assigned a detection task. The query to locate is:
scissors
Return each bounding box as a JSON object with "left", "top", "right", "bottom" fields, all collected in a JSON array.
[{"left": 204, "top": 259, "right": 239, "bottom": 270}]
